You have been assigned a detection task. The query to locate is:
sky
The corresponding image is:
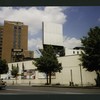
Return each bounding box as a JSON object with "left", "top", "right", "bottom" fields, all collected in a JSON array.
[{"left": 0, "top": 6, "right": 100, "bottom": 51}]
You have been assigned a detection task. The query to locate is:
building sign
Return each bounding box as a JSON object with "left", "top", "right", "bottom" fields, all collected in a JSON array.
[{"left": 12, "top": 49, "right": 23, "bottom": 52}]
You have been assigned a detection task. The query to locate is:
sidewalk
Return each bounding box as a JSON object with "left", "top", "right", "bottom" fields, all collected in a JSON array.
[{"left": 6, "top": 83, "right": 100, "bottom": 89}]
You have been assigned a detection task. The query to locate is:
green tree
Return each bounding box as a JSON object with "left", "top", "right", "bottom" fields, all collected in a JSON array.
[
  {"left": 11, "top": 64, "right": 19, "bottom": 84},
  {"left": 80, "top": 26, "right": 100, "bottom": 86},
  {"left": 0, "top": 59, "right": 8, "bottom": 78},
  {"left": 34, "top": 45, "right": 62, "bottom": 85}
]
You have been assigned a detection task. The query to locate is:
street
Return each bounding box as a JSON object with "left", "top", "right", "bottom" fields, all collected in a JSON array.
[{"left": 0, "top": 86, "right": 100, "bottom": 94}]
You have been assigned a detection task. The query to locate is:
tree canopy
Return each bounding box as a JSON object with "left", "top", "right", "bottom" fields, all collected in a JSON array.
[
  {"left": 34, "top": 45, "right": 62, "bottom": 84},
  {"left": 11, "top": 64, "right": 19, "bottom": 78},
  {"left": 80, "top": 26, "right": 100, "bottom": 72},
  {"left": 80, "top": 26, "right": 100, "bottom": 86},
  {"left": 0, "top": 59, "right": 8, "bottom": 75}
]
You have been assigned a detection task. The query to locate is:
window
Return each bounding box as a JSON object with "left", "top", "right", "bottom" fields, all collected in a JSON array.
[
  {"left": 14, "top": 26, "right": 17, "bottom": 29},
  {"left": 18, "top": 26, "right": 21, "bottom": 48},
  {"left": 18, "top": 26, "right": 21, "bottom": 30},
  {"left": 73, "top": 51, "right": 75, "bottom": 54},
  {"left": 77, "top": 51, "right": 79, "bottom": 54},
  {"left": 13, "top": 27, "right": 17, "bottom": 48}
]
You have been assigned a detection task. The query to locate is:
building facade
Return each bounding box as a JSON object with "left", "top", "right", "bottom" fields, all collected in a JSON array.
[
  {"left": 65, "top": 47, "right": 83, "bottom": 56},
  {"left": 42, "top": 22, "right": 65, "bottom": 56},
  {"left": 0, "top": 21, "right": 29, "bottom": 62},
  {"left": 0, "top": 26, "right": 3, "bottom": 59}
]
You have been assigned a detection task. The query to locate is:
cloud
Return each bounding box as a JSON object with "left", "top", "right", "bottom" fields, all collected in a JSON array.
[
  {"left": 0, "top": 7, "right": 67, "bottom": 50},
  {"left": 98, "top": 18, "right": 100, "bottom": 22},
  {"left": 63, "top": 36, "right": 82, "bottom": 49},
  {"left": 0, "top": 7, "right": 67, "bottom": 34},
  {"left": 43, "top": 7, "right": 67, "bottom": 24},
  {"left": 28, "top": 38, "right": 42, "bottom": 50}
]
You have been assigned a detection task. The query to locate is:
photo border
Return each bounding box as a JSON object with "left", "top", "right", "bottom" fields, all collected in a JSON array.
[{"left": 0, "top": 0, "right": 100, "bottom": 100}]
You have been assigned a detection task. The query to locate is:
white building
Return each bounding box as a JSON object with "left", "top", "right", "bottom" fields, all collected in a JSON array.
[{"left": 1, "top": 54, "right": 96, "bottom": 86}]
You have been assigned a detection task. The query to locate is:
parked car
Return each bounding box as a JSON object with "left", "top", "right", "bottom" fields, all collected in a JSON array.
[{"left": 0, "top": 79, "right": 6, "bottom": 89}]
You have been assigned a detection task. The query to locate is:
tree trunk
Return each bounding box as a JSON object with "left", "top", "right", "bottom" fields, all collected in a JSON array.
[
  {"left": 16, "top": 76, "right": 17, "bottom": 84},
  {"left": 95, "top": 71, "right": 100, "bottom": 87},
  {"left": 49, "top": 72, "right": 51, "bottom": 85},
  {"left": 46, "top": 73, "right": 49, "bottom": 85}
]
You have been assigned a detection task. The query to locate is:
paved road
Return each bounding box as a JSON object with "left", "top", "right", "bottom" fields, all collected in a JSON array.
[{"left": 0, "top": 86, "right": 100, "bottom": 94}]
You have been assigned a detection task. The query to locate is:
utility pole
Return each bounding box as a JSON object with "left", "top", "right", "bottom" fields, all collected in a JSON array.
[
  {"left": 70, "top": 69, "right": 73, "bottom": 82},
  {"left": 70, "top": 69, "right": 74, "bottom": 86},
  {"left": 79, "top": 64, "right": 83, "bottom": 86}
]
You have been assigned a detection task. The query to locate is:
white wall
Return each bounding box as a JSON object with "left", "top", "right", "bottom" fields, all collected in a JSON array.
[
  {"left": 56, "top": 55, "right": 96, "bottom": 86},
  {"left": 43, "top": 22, "right": 63, "bottom": 46}
]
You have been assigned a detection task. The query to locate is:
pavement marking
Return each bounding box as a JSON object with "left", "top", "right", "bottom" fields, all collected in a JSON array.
[
  {"left": 7, "top": 89, "right": 22, "bottom": 91},
  {"left": 64, "top": 92, "right": 84, "bottom": 94}
]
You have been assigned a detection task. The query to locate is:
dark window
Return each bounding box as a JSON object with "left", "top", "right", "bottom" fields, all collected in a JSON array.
[
  {"left": 18, "top": 26, "right": 21, "bottom": 49},
  {"left": 18, "top": 26, "right": 21, "bottom": 30},
  {"left": 14, "top": 26, "right": 17, "bottom": 29},
  {"left": 13, "top": 26, "right": 17, "bottom": 48},
  {"left": 73, "top": 51, "right": 75, "bottom": 54},
  {"left": 77, "top": 51, "right": 79, "bottom": 54}
]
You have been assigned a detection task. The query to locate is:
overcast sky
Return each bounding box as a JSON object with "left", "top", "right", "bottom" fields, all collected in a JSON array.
[{"left": 0, "top": 6, "right": 100, "bottom": 51}]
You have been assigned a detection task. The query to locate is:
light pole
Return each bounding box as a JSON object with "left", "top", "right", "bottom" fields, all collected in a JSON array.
[
  {"left": 70, "top": 69, "right": 73, "bottom": 83},
  {"left": 79, "top": 64, "right": 83, "bottom": 86},
  {"left": 70, "top": 69, "right": 74, "bottom": 86}
]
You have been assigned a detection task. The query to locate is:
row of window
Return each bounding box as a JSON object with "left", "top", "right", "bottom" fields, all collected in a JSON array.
[
  {"left": 13, "top": 25, "right": 22, "bottom": 49},
  {"left": 73, "top": 51, "right": 82, "bottom": 54},
  {"left": 14, "top": 26, "right": 22, "bottom": 30}
]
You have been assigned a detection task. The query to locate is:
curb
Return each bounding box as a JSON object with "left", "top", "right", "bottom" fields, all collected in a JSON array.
[
  {"left": 6, "top": 84, "right": 100, "bottom": 89},
  {"left": 31, "top": 85, "right": 100, "bottom": 89}
]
